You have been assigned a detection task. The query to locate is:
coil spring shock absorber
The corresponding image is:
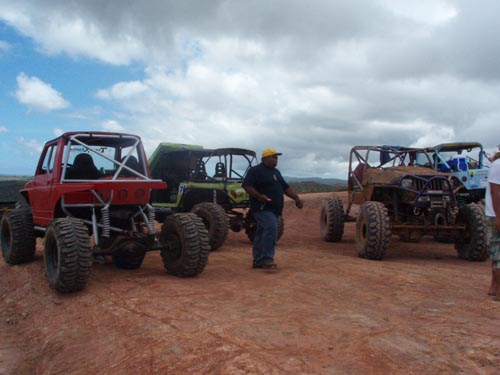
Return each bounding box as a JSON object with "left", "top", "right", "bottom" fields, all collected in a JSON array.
[
  {"left": 147, "top": 204, "right": 155, "bottom": 233},
  {"left": 101, "top": 206, "right": 110, "bottom": 238}
]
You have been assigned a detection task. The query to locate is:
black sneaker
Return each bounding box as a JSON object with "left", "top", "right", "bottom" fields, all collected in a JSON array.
[
  {"left": 260, "top": 259, "right": 277, "bottom": 269},
  {"left": 253, "top": 259, "right": 277, "bottom": 269}
]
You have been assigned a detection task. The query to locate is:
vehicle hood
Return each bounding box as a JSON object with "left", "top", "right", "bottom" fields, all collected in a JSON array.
[{"left": 364, "top": 166, "right": 449, "bottom": 185}]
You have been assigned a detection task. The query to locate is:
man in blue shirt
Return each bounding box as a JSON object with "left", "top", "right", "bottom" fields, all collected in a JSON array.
[{"left": 243, "top": 148, "right": 303, "bottom": 269}]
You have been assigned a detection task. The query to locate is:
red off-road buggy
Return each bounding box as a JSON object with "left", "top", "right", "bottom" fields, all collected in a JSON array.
[{"left": 0, "top": 132, "right": 210, "bottom": 292}]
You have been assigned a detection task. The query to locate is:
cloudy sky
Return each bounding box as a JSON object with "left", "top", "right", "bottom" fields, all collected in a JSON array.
[{"left": 1, "top": 0, "right": 499, "bottom": 178}]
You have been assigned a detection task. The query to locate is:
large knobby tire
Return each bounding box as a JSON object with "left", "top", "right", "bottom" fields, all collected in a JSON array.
[
  {"left": 454, "top": 203, "right": 488, "bottom": 261},
  {"left": 159, "top": 213, "right": 210, "bottom": 277},
  {"left": 355, "top": 201, "right": 391, "bottom": 260},
  {"left": 44, "top": 218, "right": 92, "bottom": 293},
  {"left": 0, "top": 208, "right": 36, "bottom": 265},
  {"left": 320, "top": 197, "right": 345, "bottom": 242},
  {"left": 191, "top": 202, "right": 228, "bottom": 251},
  {"left": 432, "top": 208, "right": 456, "bottom": 243},
  {"left": 244, "top": 211, "right": 284, "bottom": 243}
]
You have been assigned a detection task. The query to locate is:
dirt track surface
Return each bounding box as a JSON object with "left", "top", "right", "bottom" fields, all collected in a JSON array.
[{"left": 1, "top": 192, "right": 500, "bottom": 374}]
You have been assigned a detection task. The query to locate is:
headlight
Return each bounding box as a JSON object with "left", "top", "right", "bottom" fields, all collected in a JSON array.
[{"left": 401, "top": 178, "right": 413, "bottom": 188}]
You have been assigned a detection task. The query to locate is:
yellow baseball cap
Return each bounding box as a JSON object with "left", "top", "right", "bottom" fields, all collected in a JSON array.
[{"left": 262, "top": 148, "right": 282, "bottom": 158}]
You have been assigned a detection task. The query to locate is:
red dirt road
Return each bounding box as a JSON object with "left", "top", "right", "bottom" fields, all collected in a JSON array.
[{"left": 1, "top": 192, "right": 500, "bottom": 374}]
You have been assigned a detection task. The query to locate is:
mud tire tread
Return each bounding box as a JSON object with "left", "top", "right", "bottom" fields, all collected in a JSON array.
[
  {"left": 191, "top": 202, "right": 228, "bottom": 251},
  {"left": 0, "top": 208, "right": 36, "bottom": 265},
  {"left": 355, "top": 201, "right": 391, "bottom": 260},
  {"left": 320, "top": 197, "right": 345, "bottom": 242},
  {"left": 44, "top": 218, "right": 92, "bottom": 293},
  {"left": 160, "top": 213, "right": 210, "bottom": 277},
  {"left": 455, "top": 203, "right": 488, "bottom": 262}
]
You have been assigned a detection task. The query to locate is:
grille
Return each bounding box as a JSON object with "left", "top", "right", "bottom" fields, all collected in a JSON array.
[{"left": 414, "top": 177, "right": 449, "bottom": 192}]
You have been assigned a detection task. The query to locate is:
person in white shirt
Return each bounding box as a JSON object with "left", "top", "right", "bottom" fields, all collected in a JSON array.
[
  {"left": 486, "top": 151, "right": 500, "bottom": 300},
  {"left": 485, "top": 144, "right": 500, "bottom": 163}
]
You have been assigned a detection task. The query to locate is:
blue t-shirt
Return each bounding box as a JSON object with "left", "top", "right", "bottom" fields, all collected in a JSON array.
[{"left": 243, "top": 163, "right": 289, "bottom": 215}]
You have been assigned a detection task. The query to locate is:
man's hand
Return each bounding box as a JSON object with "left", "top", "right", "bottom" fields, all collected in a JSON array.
[
  {"left": 259, "top": 194, "right": 272, "bottom": 203},
  {"left": 285, "top": 187, "right": 303, "bottom": 209},
  {"left": 295, "top": 197, "right": 304, "bottom": 209},
  {"left": 244, "top": 186, "right": 271, "bottom": 204}
]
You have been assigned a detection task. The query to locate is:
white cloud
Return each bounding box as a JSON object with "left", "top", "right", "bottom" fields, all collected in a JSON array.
[
  {"left": 0, "top": 125, "right": 8, "bottom": 133},
  {"left": 2, "top": 0, "right": 500, "bottom": 177},
  {"left": 96, "top": 81, "right": 148, "bottom": 101},
  {"left": 16, "top": 136, "right": 44, "bottom": 156},
  {"left": 379, "top": 0, "right": 458, "bottom": 27},
  {"left": 101, "top": 120, "right": 125, "bottom": 132},
  {"left": 53, "top": 128, "right": 64, "bottom": 136},
  {"left": 15, "top": 73, "right": 70, "bottom": 111},
  {"left": 406, "top": 120, "right": 455, "bottom": 148}
]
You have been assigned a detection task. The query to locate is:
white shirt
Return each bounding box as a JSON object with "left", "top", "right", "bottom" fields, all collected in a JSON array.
[{"left": 485, "top": 158, "right": 500, "bottom": 217}]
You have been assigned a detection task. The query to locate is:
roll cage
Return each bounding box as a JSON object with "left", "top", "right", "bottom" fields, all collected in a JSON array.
[
  {"left": 348, "top": 145, "right": 434, "bottom": 189},
  {"left": 24, "top": 132, "right": 165, "bottom": 236},
  {"left": 346, "top": 145, "right": 455, "bottom": 218}
]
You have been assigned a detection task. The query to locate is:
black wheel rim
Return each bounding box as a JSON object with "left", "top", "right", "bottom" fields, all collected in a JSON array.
[
  {"left": 321, "top": 209, "right": 327, "bottom": 227},
  {"left": 359, "top": 218, "right": 367, "bottom": 248},
  {"left": 167, "top": 235, "right": 182, "bottom": 261},
  {"left": 0, "top": 220, "right": 11, "bottom": 256},
  {"left": 45, "top": 235, "right": 59, "bottom": 276}
]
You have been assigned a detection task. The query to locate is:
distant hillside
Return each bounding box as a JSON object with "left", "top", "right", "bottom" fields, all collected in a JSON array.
[
  {"left": 289, "top": 181, "right": 347, "bottom": 194},
  {"left": 285, "top": 176, "right": 346, "bottom": 185},
  {"left": 0, "top": 177, "right": 347, "bottom": 201},
  {"left": 0, "top": 179, "right": 30, "bottom": 202},
  {"left": 0, "top": 175, "right": 32, "bottom": 181},
  {"left": 285, "top": 176, "right": 347, "bottom": 194}
]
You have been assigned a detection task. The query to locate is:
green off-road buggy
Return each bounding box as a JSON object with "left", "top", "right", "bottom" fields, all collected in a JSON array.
[{"left": 149, "top": 144, "right": 284, "bottom": 250}]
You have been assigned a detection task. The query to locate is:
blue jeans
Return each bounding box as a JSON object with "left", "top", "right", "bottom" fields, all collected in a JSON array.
[{"left": 252, "top": 210, "right": 278, "bottom": 266}]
